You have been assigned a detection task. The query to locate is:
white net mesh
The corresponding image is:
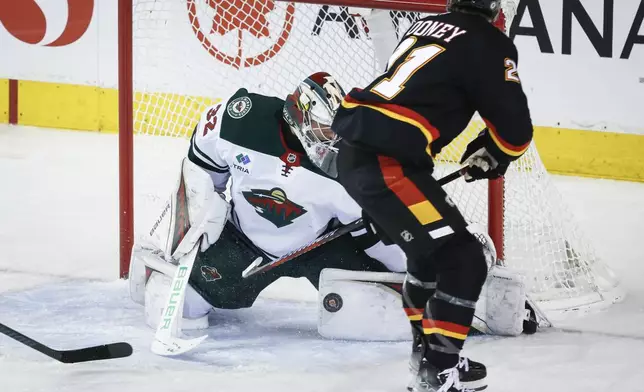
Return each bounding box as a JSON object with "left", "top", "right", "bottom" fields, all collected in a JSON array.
[
  {"left": 498, "top": 0, "right": 520, "bottom": 31},
  {"left": 131, "top": 0, "right": 623, "bottom": 316}
]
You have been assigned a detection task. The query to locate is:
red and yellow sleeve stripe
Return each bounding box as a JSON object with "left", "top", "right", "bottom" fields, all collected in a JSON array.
[
  {"left": 341, "top": 96, "right": 440, "bottom": 156},
  {"left": 483, "top": 119, "right": 531, "bottom": 157},
  {"left": 422, "top": 319, "right": 469, "bottom": 341}
]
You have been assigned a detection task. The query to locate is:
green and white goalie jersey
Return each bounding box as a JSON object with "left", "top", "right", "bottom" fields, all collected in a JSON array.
[{"left": 188, "top": 88, "right": 405, "bottom": 271}]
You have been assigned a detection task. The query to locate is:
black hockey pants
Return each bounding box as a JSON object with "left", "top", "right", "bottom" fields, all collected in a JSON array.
[{"left": 337, "top": 140, "right": 488, "bottom": 369}]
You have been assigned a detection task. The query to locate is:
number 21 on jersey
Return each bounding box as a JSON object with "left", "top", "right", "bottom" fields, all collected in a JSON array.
[{"left": 371, "top": 37, "right": 446, "bottom": 100}]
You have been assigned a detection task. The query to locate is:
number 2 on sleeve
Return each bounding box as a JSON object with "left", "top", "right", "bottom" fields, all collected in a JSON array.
[{"left": 504, "top": 58, "right": 521, "bottom": 83}]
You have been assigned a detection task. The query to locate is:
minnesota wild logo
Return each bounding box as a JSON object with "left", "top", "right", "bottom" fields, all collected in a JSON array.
[
  {"left": 201, "top": 265, "right": 222, "bottom": 282},
  {"left": 242, "top": 188, "right": 307, "bottom": 228}
]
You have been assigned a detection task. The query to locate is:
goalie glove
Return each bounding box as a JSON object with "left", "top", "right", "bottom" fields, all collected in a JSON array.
[{"left": 459, "top": 128, "right": 510, "bottom": 182}]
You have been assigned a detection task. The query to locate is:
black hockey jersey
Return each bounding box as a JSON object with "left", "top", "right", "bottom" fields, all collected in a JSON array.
[{"left": 332, "top": 12, "right": 534, "bottom": 166}]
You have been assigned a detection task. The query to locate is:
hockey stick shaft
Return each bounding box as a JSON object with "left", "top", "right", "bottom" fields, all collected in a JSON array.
[
  {"left": 242, "top": 218, "right": 364, "bottom": 278},
  {"left": 0, "top": 322, "right": 132, "bottom": 363},
  {"left": 242, "top": 168, "right": 467, "bottom": 278}
]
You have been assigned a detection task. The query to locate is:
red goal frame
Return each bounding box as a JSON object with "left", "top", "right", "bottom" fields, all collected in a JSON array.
[{"left": 117, "top": 0, "right": 504, "bottom": 278}]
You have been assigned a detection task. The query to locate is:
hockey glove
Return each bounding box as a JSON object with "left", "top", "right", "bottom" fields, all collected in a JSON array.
[{"left": 459, "top": 128, "right": 510, "bottom": 182}]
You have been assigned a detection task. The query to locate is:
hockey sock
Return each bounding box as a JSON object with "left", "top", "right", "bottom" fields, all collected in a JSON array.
[
  {"left": 422, "top": 233, "right": 488, "bottom": 370},
  {"left": 402, "top": 271, "right": 436, "bottom": 330}
]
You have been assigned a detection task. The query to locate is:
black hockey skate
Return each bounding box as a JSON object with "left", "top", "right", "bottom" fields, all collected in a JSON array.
[
  {"left": 409, "top": 360, "right": 475, "bottom": 392},
  {"left": 408, "top": 328, "right": 487, "bottom": 391}
]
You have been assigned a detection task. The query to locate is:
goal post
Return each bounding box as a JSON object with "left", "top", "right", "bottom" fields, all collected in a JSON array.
[
  {"left": 119, "top": 0, "right": 134, "bottom": 280},
  {"left": 118, "top": 0, "right": 623, "bottom": 318}
]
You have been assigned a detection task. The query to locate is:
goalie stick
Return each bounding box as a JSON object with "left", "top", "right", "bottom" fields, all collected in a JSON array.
[
  {"left": 148, "top": 158, "right": 215, "bottom": 356},
  {"left": 242, "top": 168, "right": 467, "bottom": 279},
  {"left": 0, "top": 322, "right": 132, "bottom": 363}
]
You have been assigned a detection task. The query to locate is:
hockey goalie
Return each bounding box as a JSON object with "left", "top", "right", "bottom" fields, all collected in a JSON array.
[{"left": 128, "top": 71, "right": 536, "bottom": 346}]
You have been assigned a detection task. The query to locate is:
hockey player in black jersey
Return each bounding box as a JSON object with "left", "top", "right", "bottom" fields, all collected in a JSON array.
[{"left": 332, "top": 1, "right": 534, "bottom": 391}]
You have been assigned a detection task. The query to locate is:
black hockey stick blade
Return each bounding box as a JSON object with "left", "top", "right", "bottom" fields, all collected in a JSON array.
[
  {"left": 55, "top": 342, "right": 133, "bottom": 364},
  {"left": 241, "top": 168, "right": 467, "bottom": 278},
  {"left": 0, "top": 322, "right": 133, "bottom": 363}
]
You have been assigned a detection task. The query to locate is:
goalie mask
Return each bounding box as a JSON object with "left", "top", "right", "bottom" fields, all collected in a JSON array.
[{"left": 283, "top": 72, "right": 346, "bottom": 178}]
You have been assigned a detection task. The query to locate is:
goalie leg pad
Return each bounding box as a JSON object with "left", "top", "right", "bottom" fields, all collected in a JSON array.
[
  {"left": 129, "top": 245, "right": 153, "bottom": 306},
  {"left": 317, "top": 268, "right": 409, "bottom": 341},
  {"left": 475, "top": 265, "right": 528, "bottom": 336},
  {"left": 145, "top": 270, "right": 211, "bottom": 331}
]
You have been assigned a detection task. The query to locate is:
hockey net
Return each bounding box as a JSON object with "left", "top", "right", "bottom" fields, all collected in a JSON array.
[{"left": 121, "top": 0, "right": 623, "bottom": 317}]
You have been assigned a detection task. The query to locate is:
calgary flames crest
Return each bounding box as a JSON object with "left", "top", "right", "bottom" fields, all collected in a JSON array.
[{"left": 186, "top": 0, "right": 295, "bottom": 69}]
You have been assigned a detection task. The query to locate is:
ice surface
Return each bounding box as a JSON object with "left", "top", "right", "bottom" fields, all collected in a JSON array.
[{"left": 1, "top": 125, "right": 643, "bottom": 392}]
